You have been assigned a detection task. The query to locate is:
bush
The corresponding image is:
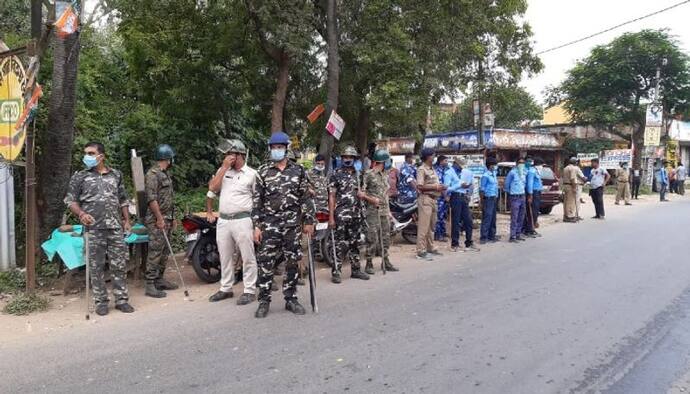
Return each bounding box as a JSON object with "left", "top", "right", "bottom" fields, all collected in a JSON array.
[
  {"left": 3, "top": 292, "right": 51, "bottom": 315},
  {"left": 0, "top": 270, "right": 26, "bottom": 294}
]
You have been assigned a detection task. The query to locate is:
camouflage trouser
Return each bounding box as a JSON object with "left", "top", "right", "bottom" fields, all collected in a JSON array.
[
  {"left": 256, "top": 225, "right": 302, "bottom": 303},
  {"left": 334, "top": 219, "right": 362, "bottom": 274},
  {"left": 87, "top": 229, "right": 129, "bottom": 306},
  {"left": 145, "top": 220, "right": 172, "bottom": 284},
  {"left": 365, "top": 210, "right": 390, "bottom": 262}
]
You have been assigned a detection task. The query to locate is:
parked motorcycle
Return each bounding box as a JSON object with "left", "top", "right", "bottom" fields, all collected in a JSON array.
[
  {"left": 389, "top": 199, "right": 417, "bottom": 244},
  {"left": 181, "top": 214, "right": 221, "bottom": 283},
  {"left": 313, "top": 211, "right": 336, "bottom": 268}
]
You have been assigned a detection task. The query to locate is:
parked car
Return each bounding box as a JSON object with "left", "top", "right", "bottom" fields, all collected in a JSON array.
[{"left": 496, "top": 162, "right": 562, "bottom": 214}]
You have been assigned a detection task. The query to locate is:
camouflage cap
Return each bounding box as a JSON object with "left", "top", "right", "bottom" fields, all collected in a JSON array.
[{"left": 341, "top": 145, "right": 359, "bottom": 157}]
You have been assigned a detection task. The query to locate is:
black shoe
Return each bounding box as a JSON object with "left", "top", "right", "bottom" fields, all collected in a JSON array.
[
  {"left": 625, "top": 203, "right": 632, "bottom": 206},
  {"left": 285, "top": 300, "right": 306, "bottom": 315},
  {"left": 428, "top": 250, "right": 443, "bottom": 256},
  {"left": 145, "top": 283, "right": 167, "bottom": 298},
  {"left": 524, "top": 232, "right": 537, "bottom": 239},
  {"left": 384, "top": 261, "right": 399, "bottom": 272},
  {"left": 331, "top": 272, "right": 342, "bottom": 284},
  {"left": 255, "top": 302, "right": 270, "bottom": 318},
  {"left": 95, "top": 303, "right": 109, "bottom": 316},
  {"left": 154, "top": 279, "right": 179, "bottom": 291},
  {"left": 591, "top": 216, "right": 600, "bottom": 219},
  {"left": 489, "top": 238, "right": 499, "bottom": 243},
  {"left": 509, "top": 238, "right": 519, "bottom": 243},
  {"left": 351, "top": 270, "right": 370, "bottom": 280},
  {"left": 365, "top": 261, "right": 375, "bottom": 275},
  {"left": 516, "top": 235, "right": 527, "bottom": 241},
  {"left": 208, "top": 290, "right": 233, "bottom": 302},
  {"left": 115, "top": 303, "right": 135, "bottom": 313},
  {"left": 416, "top": 252, "right": 433, "bottom": 261},
  {"left": 479, "top": 239, "right": 488, "bottom": 245},
  {"left": 236, "top": 293, "right": 255, "bottom": 305}
]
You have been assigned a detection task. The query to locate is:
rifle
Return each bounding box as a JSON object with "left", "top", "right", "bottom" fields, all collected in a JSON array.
[{"left": 377, "top": 207, "right": 386, "bottom": 275}]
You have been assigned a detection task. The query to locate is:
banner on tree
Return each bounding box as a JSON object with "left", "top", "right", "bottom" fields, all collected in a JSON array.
[{"left": 326, "top": 110, "right": 345, "bottom": 140}]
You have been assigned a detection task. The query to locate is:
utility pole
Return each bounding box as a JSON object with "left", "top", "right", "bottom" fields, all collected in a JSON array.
[
  {"left": 477, "top": 60, "right": 484, "bottom": 147},
  {"left": 24, "top": 0, "right": 44, "bottom": 292}
]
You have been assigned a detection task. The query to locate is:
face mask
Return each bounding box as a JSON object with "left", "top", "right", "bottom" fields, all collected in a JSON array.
[
  {"left": 270, "top": 148, "right": 286, "bottom": 162},
  {"left": 536, "top": 165, "right": 543, "bottom": 171},
  {"left": 526, "top": 161, "right": 533, "bottom": 168},
  {"left": 314, "top": 164, "right": 325, "bottom": 172},
  {"left": 384, "top": 161, "right": 392, "bottom": 170},
  {"left": 354, "top": 160, "right": 363, "bottom": 172},
  {"left": 517, "top": 164, "right": 525, "bottom": 172},
  {"left": 83, "top": 155, "right": 99, "bottom": 169},
  {"left": 342, "top": 159, "right": 354, "bottom": 167}
]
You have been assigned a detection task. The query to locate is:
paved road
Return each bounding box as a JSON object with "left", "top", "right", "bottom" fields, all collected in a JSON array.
[{"left": 2, "top": 199, "right": 690, "bottom": 393}]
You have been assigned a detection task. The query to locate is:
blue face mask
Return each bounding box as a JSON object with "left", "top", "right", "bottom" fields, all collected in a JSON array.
[
  {"left": 83, "top": 155, "right": 99, "bottom": 169},
  {"left": 270, "top": 148, "right": 286, "bottom": 162},
  {"left": 384, "top": 160, "right": 392, "bottom": 170},
  {"left": 354, "top": 160, "right": 362, "bottom": 172}
]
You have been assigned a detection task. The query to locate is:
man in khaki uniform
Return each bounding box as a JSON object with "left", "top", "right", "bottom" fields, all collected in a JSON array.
[
  {"left": 562, "top": 157, "right": 579, "bottom": 223},
  {"left": 615, "top": 162, "right": 632, "bottom": 205},
  {"left": 416, "top": 148, "right": 446, "bottom": 260}
]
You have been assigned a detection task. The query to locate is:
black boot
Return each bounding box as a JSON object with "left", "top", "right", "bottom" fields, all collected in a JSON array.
[
  {"left": 384, "top": 259, "right": 399, "bottom": 272},
  {"left": 155, "top": 278, "right": 179, "bottom": 290},
  {"left": 351, "top": 270, "right": 370, "bottom": 280},
  {"left": 115, "top": 303, "right": 135, "bottom": 313},
  {"left": 365, "top": 260, "right": 375, "bottom": 275},
  {"left": 331, "top": 271, "right": 342, "bottom": 284},
  {"left": 255, "top": 301, "right": 270, "bottom": 318},
  {"left": 145, "top": 282, "right": 166, "bottom": 298},
  {"left": 285, "top": 299, "right": 306, "bottom": 315}
]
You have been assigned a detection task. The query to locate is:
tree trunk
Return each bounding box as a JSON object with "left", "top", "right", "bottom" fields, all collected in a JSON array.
[
  {"left": 37, "top": 31, "right": 80, "bottom": 245},
  {"left": 631, "top": 94, "right": 643, "bottom": 170},
  {"left": 318, "top": 0, "right": 339, "bottom": 168},
  {"left": 354, "top": 106, "right": 370, "bottom": 156},
  {"left": 271, "top": 52, "right": 290, "bottom": 133}
]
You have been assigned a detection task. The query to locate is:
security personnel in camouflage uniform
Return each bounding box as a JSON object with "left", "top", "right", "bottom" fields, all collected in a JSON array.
[
  {"left": 328, "top": 146, "right": 370, "bottom": 284},
  {"left": 362, "top": 149, "right": 399, "bottom": 274},
  {"left": 252, "top": 131, "right": 315, "bottom": 318},
  {"left": 143, "top": 144, "right": 179, "bottom": 298},
  {"left": 308, "top": 154, "right": 329, "bottom": 214},
  {"left": 65, "top": 141, "right": 134, "bottom": 316}
]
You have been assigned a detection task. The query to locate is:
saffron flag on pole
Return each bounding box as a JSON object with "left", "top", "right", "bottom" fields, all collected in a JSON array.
[
  {"left": 325, "top": 110, "right": 345, "bottom": 140},
  {"left": 55, "top": 2, "right": 79, "bottom": 38},
  {"left": 14, "top": 84, "right": 43, "bottom": 132},
  {"left": 307, "top": 104, "right": 325, "bottom": 124}
]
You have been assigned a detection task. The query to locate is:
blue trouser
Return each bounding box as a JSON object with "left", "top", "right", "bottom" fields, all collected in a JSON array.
[
  {"left": 480, "top": 196, "right": 497, "bottom": 241},
  {"left": 450, "top": 193, "right": 473, "bottom": 247},
  {"left": 523, "top": 191, "right": 541, "bottom": 233},
  {"left": 509, "top": 195, "right": 526, "bottom": 239},
  {"left": 435, "top": 197, "right": 448, "bottom": 240},
  {"left": 660, "top": 183, "right": 667, "bottom": 201}
]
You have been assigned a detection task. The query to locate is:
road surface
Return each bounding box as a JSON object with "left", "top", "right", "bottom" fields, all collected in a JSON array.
[{"left": 2, "top": 197, "right": 690, "bottom": 393}]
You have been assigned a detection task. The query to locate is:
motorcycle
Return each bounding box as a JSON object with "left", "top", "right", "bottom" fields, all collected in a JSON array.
[
  {"left": 181, "top": 214, "right": 221, "bottom": 283},
  {"left": 313, "top": 211, "right": 336, "bottom": 268},
  {"left": 389, "top": 199, "right": 417, "bottom": 244}
]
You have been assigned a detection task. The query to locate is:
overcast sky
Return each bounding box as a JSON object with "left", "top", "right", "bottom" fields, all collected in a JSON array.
[{"left": 522, "top": 0, "right": 690, "bottom": 105}]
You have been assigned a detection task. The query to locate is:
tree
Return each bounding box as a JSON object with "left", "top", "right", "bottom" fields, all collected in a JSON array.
[
  {"left": 245, "top": 0, "right": 315, "bottom": 133},
  {"left": 557, "top": 30, "right": 690, "bottom": 168},
  {"left": 434, "top": 85, "right": 542, "bottom": 132},
  {"left": 38, "top": 2, "right": 82, "bottom": 248}
]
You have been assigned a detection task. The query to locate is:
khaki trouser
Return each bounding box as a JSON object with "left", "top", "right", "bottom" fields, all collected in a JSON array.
[
  {"left": 616, "top": 182, "right": 631, "bottom": 204},
  {"left": 216, "top": 217, "right": 257, "bottom": 294},
  {"left": 416, "top": 195, "right": 438, "bottom": 254},
  {"left": 564, "top": 185, "right": 577, "bottom": 220}
]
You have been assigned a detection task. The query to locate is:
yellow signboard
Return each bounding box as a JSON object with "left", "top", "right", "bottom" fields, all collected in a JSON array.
[
  {"left": 0, "top": 56, "right": 27, "bottom": 161},
  {"left": 644, "top": 126, "right": 661, "bottom": 147}
]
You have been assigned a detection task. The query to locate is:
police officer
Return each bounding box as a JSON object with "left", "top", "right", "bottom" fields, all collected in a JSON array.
[
  {"left": 143, "top": 144, "right": 179, "bottom": 298},
  {"left": 504, "top": 158, "right": 527, "bottom": 242},
  {"left": 479, "top": 157, "right": 499, "bottom": 243},
  {"left": 308, "top": 154, "right": 329, "bottom": 214},
  {"left": 65, "top": 142, "right": 134, "bottom": 316},
  {"left": 614, "top": 161, "right": 632, "bottom": 206},
  {"left": 362, "top": 149, "right": 398, "bottom": 273},
  {"left": 206, "top": 139, "right": 258, "bottom": 305},
  {"left": 328, "top": 146, "right": 370, "bottom": 283},
  {"left": 398, "top": 153, "right": 418, "bottom": 204},
  {"left": 416, "top": 149, "right": 446, "bottom": 260},
  {"left": 252, "top": 132, "right": 315, "bottom": 318}
]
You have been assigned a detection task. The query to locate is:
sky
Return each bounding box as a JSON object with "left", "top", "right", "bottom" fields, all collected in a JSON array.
[{"left": 522, "top": 0, "right": 690, "bottom": 105}]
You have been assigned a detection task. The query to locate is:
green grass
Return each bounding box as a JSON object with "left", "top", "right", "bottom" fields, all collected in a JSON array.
[
  {"left": 0, "top": 270, "right": 26, "bottom": 294},
  {"left": 3, "top": 292, "right": 51, "bottom": 315}
]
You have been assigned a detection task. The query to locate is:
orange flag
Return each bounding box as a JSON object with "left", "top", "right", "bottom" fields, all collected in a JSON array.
[{"left": 307, "top": 104, "right": 325, "bottom": 124}]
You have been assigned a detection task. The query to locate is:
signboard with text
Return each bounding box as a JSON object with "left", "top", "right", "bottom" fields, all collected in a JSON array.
[
  {"left": 644, "top": 103, "right": 663, "bottom": 146},
  {"left": 600, "top": 149, "right": 632, "bottom": 169}
]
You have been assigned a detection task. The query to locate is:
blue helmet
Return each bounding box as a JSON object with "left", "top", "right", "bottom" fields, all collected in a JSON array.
[{"left": 268, "top": 131, "right": 290, "bottom": 146}]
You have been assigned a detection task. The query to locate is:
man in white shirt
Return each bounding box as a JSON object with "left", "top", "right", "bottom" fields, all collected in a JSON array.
[
  {"left": 677, "top": 162, "right": 686, "bottom": 196},
  {"left": 206, "top": 140, "right": 258, "bottom": 305},
  {"left": 589, "top": 158, "right": 610, "bottom": 220}
]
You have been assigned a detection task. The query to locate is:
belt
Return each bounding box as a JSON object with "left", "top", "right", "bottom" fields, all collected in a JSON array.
[
  {"left": 509, "top": 194, "right": 525, "bottom": 197},
  {"left": 219, "top": 212, "right": 251, "bottom": 220}
]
